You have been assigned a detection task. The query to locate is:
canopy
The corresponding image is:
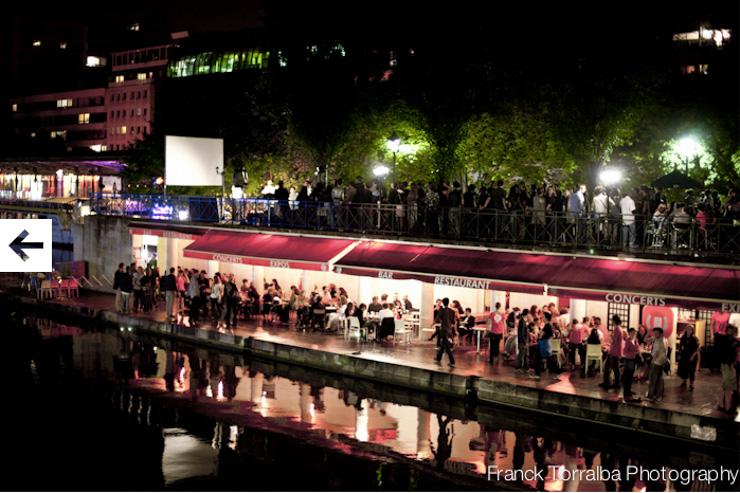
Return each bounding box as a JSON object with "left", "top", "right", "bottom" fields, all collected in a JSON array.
[
  {"left": 184, "top": 230, "right": 356, "bottom": 271},
  {"left": 651, "top": 170, "right": 702, "bottom": 189},
  {"left": 129, "top": 221, "right": 205, "bottom": 240},
  {"left": 334, "top": 241, "right": 740, "bottom": 309}
]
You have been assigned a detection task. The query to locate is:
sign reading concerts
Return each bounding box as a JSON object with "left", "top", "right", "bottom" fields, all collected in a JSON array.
[{"left": 605, "top": 293, "right": 666, "bottom": 306}]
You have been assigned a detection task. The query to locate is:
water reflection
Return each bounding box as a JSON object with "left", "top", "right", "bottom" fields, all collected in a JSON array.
[{"left": 19, "top": 315, "right": 740, "bottom": 492}]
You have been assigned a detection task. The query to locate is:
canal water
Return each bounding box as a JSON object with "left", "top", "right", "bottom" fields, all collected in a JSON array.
[{"left": 5, "top": 312, "right": 738, "bottom": 491}]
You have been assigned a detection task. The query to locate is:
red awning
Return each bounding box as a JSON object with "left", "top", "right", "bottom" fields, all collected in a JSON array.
[
  {"left": 183, "top": 230, "right": 356, "bottom": 271},
  {"left": 334, "top": 241, "right": 740, "bottom": 309},
  {"left": 128, "top": 222, "right": 205, "bottom": 240}
]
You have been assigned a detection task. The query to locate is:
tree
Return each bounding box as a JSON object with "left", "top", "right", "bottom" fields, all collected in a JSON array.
[
  {"left": 548, "top": 70, "right": 660, "bottom": 187},
  {"left": 455, "top": 109, "right": 574, "bottom": 184},
  {"left": 330, "top": 98, "right": 436, "bottom": 184}
]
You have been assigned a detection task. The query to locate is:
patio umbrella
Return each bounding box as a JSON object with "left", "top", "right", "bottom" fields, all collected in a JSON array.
[{"left": 651, "top": 170, "right": 702, "bottom": 189}]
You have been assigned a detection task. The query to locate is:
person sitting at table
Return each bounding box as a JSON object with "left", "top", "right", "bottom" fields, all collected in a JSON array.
[
  {"left": 403, "top": 295, "right": 413, "bottom": 311},
  {"left": 392, "top": 293, "right": 403, "bottom": 311},
  {"left": 262, "top": 288, "right": 274, "bottom": 320},
  {"left": 368, "top": 296, "right": 382, "bottom": 313},
  {"left": 319, "top": 286, "right": 329, "bottom": 303},
  {"left": 356, "top": 303, "right": 367, "bottom": 327},
  {"left": 377, "top": 303, "right": 395, "bottom": 341},
  {"left": 310, "top": 293, "right": 326, "bottom": 331},
  {"left": 458, "top": 307, "right": 476, "bottom": 344},
  {"left": 452, "top": 300, "right": 464, "bottom": 317}
]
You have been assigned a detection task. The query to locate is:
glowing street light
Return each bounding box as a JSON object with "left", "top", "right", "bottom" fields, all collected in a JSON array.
[
  {"left": 675, "top": 136, "right": 701, "bottom": 173},
  {"left": 372, "top": 165, "right": 390, "bottom": 178},
  {"left": 386, "top": 137, "right": 401, "bottom": 182},
  {"left": 599, "top": 167, "right": 623, "bottom": 187}
]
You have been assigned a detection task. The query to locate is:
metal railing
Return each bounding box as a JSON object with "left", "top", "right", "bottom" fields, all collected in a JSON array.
[{"left": 89, "top": 193, "right": 740, "bottom": 258}]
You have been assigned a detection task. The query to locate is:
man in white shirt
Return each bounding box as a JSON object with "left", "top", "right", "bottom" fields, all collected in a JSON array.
[
  {"left": 592, "top": 186, "right": 614, "bottom": 217},
  {"left": 619, "top": 190, "right": 637, "bottom": 248}
]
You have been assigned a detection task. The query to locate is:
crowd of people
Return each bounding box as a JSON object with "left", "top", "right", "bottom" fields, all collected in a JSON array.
[
  {"left": 113, "top": 262, "right": 739, "bottom": 415},
  {"left": 251, "top": 177, "right": 740, "bottom": 249}
]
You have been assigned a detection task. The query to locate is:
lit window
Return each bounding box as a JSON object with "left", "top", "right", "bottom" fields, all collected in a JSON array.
[
  {"left": 32, "top": 40, "right": 41, "bottom": 47},
  {"left": 11, "top": 103, "right": 17, "bottom": 112},
  {"left": 51, "top": 130, "right": 67, "bottom": 140},
  {"left": 86, "top": 56, "right": 105, "bottom": 67},
  {"left": 57, "top": 98, "right": 73, "bottom": 108},
  {"left": 78, "top": 113, "right": 90, "bottom": 124},
  {"left": 129, "top": 23, "right": 140, "bottom": 31},
  {"left": 115, "top": 75, "right": 124, "bottom": 83},
  {"left": 137, "top": 72, "right": 147, "bottom": 81},
  {"left": 681, "top": 65, "right": 696, "bottom": 75},
  {"left": 698, "top": 64, "right": 709, "bottom": 74},
  {"left": 121, "top": 126, "right": 127, "bottom": 134},
  {"left": 59, "top": 41, "right": 67, "bottom": 49},
  {"left": 136, "top": 108, "right": 142, "bottom": 116}
]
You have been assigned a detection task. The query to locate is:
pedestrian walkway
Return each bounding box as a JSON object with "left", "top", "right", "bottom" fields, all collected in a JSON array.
[{"left": 15, "top": 288, "right": 730, "bottom": 422}]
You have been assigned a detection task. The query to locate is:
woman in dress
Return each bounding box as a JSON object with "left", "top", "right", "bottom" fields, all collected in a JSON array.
[{"left": 677, "top": 326, "right": 700, "bottom": 390}]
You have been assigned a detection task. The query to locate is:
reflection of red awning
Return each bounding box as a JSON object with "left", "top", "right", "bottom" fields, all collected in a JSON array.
[
  {"left": 334, "top": 242, "right": 740, "bottom": 309},
  {"left": 128, "top": 221, "right": 205, "bottom": 240},
  {"left": 184, "top": 230, "right": 356, "bottom": 271}
]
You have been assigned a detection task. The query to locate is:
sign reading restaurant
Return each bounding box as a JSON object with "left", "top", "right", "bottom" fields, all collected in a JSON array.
[{"left": 434, "top": 275, "right": 491, "bottom": 290}]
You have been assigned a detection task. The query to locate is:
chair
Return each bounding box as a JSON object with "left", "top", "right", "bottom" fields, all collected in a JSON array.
[
  {"left": 68, "top": 278, "right": 80, "bottom": 298},
  {"left": 394, "top": 319, "right": 412, "bottom": 344},
  {"left": 311, "top": 308, "right": 326, "bottom": 331},
  {"left": 346, "top": 316, "right": 363, "bottom": 342},
  {"left": 38, "top": 280, "right": 53, "bottom": 300},
  {"left": 550, "top": 338, "right": 562, "bottom": 368},
  {"left": 585, "top": 344, "right": 603, "bottom": 374},
  {"left": 378, "top": 317, "right": 395, "bottom": 340}
]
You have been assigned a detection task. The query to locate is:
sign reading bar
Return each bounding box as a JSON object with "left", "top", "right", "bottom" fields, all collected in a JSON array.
[
  {"left": 434, "top": 275, "right": 491, "bottom": 290},
  {"left": 605, "top": 293, "right": 666, "bottom": 306},
  {"left": 378, "top": 271, "right": 394, "bottom": 279}
]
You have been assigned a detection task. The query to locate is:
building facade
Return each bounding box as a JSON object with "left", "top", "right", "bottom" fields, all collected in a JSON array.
[
  {"left": 106, "top": 44, "right": 171, "bottom": 151},
  {"left": 10, "top": 88, "right": 107, "bottom": 153}
]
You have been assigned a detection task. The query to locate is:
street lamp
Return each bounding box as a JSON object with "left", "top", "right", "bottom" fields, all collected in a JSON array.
[
  {"left": 386, "top": 137, "right": 400, "bottom": 183},
  {"left": 599, "top": 167, "right": 623, "bottom": 187},
  {"left": 675, "top": 136, "right": 701, "bottom": 174},
  {"left": 372, "top": 164, "right": 390, "bottom": 178}
]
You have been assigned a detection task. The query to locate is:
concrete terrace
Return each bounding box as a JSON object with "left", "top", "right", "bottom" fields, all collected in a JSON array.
[{"left": 4, "top": 288, "right": 738, "bottom": 449}]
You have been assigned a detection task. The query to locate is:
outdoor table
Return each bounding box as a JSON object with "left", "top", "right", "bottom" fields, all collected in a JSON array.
[{"left": 472, "top": 325, "right": 488, "bottom": 353}]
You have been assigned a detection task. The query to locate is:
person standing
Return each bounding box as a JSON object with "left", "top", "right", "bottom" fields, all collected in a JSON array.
[
  {"left": 132, "top": 266, "right": 145, "bottom": 312},
  {"left": 716, "top": 324, "right": 738, "bottom": 414},
  {"left": 488, "top": 302, "right": 506, "bottom": 365},
  {"left": 210, "top": 276, "right": 223, "bottom": 323},
  {"left": 622, "top": 328, "right": 639, "bottom": 401},
  {"left": 161, "top": 268, "right": 177, "bottom": 323},
  {"left": 120, "top": 266, "right": 133, "bottom": 314},
  {"left": 600, "top": 315, "right": 624, "bottom": 390},
  {"left": 188, "top": 270, "right": 201, "bottom": 326},
  {"left": 677, "top": 326, "right": 700, "bottom": 390},
  {"left": 619, "top": 190, "right": 638, "bottom": 248},
  {"left": 434, "top": 298, "right": 457, "bottom": 368},
  {"left": 646, "top": 327, "right": 667, "bottom": 402},
  {"left": 516, "top": 309, "right": 531, "bottom": 372},
  {"left": 568, "top": 319, "right": 587, "bottom": 373},
  {"left": 113, "top": 263, "right": 125, "bottom": 313},
  {"left": 222, "top": 274, "right": 239, "bottom": 328}
]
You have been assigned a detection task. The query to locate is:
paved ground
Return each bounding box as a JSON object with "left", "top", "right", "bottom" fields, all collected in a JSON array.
[{"left": 20, "top": 288, "right": 734, "bottom": 420}]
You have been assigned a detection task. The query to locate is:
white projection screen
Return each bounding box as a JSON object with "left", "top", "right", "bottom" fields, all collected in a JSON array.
[{"left": 165, "top": 135, "right": 224, "bottom": 186}]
